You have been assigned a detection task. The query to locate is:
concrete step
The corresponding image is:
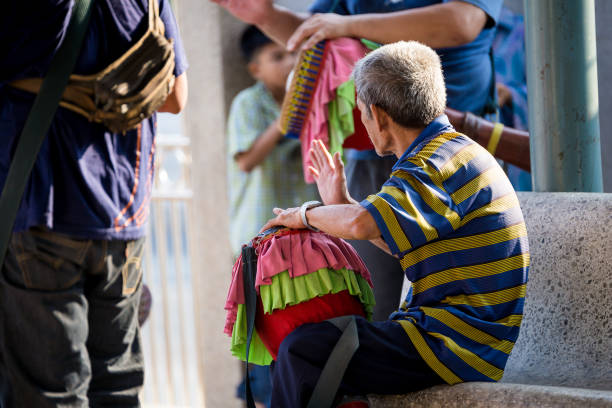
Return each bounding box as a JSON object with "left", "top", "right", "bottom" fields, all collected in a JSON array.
[{"left": 368, "top": 382, "right": 612, "bottom": 408}]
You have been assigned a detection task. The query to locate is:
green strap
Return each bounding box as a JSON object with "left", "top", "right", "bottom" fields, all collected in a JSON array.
[{"left": 0, "top": 0, "right": 93, "bottom": 265}]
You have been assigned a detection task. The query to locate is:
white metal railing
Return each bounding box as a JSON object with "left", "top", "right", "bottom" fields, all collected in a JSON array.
[{"left": 140, "top": 113, "right": 205, "bottom": 407}]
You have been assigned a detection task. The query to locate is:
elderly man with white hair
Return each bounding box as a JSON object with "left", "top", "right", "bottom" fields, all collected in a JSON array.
[{"left": 262, "top": 41, "right": 530, "bottom": 407}]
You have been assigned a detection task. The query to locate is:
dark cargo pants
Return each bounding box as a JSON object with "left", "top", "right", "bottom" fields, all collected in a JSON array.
[{"left": 0, "top": 227, "right": 145, "bottom": 407}]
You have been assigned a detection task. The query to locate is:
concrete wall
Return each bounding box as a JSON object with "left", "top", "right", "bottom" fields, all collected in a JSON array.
[
  {"left": 502, "top": 192, "right": 611, "bottom": 390},
  {"left": 175, "top": 2, "right": 241, "bottom": 407}
]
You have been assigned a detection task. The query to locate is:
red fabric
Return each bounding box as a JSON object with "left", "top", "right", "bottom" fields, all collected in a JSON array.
[
  {"left": 255, "top": 290, "right": 366, "bottom": 360},
  {"left": 342, "top": 105, "right": 374, "bottom": 150}
]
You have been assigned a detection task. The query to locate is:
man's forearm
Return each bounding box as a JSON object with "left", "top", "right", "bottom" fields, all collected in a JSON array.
[
  {"left": 345, "top": 2, "right": 487, "bottom": 48},
  {"left": 305, "top": 204, "right": 380, "bottom": 240},
  {"left": 306, "top": 204, "right": 394, "bottom": 255},
  {"left": 257, "top": 5, "right": 307, "bottom": 47}
]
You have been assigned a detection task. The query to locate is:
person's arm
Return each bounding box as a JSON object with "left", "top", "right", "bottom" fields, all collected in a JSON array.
[
  {"left": 260, "top": 139, "right": 393, "bottom": 254},
  {"left": 158, "top": 73, "right": 188, "bottom": 114},
  {"left": 234, "top": 119, "right": 283, "bottom": 173},
  {"left": 210, "top": 0, "right": 306, "bottom": 46},
  {"left": 260, "top": 203, "right": 379, "bottom": 240},
  {"left": 287, "top": 1, "right": 488, "bottom": 51}
]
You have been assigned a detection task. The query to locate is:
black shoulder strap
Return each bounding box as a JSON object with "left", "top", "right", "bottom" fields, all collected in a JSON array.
[
  {"left": 242, "top": 244, "right": 258, "bottom": 408},
  {"left": 0, "top": 0, "right": 94, "bottom": 265}
]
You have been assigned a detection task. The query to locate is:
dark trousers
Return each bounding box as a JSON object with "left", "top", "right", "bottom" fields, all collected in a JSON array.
[
  {"left": 0, "top": 227, "right": 145, "bottom": 407},
  {"left": 345, "top": 155, "right": 406, "bottom": 320},
  {"left": 270, "top": 317, "right": 443, "bottom": 408}
]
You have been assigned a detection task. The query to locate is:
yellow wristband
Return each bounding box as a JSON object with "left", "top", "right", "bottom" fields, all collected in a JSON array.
[{"left": 487, "top": 122, "right": 504, "bottom": 155}]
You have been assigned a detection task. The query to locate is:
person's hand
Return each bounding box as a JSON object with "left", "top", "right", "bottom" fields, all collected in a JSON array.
[
  {"left": 260, "top": 207, "right": 304, "bottom": 232},
  {"left": 496, "top": 82, "right": 513, "bottom": 108},
  {"left": 308, "top": 140, "right": 352, "bottom": 205},
  {"left": 287, "top": 13, "right": 353, "bottom": 51},
  {"left": 209, "top": 0, "right": 273, "bottom": 25}
]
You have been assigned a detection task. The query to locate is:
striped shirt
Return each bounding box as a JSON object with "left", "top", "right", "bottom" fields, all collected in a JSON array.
[{"left": 360, "top": 114, "right": 529, "bottom": 384}]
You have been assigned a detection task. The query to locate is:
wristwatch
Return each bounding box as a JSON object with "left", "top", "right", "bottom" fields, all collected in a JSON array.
[{"left": 300, "top": 200, "right": 323, "bottom": 232}]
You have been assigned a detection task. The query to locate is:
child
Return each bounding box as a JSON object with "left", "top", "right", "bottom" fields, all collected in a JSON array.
[
  {"left": 227, "top": 26, "right": 318, "bottom": 257},
  {"left": 226, "top": 25, "right": 318, "bottom": 407}
]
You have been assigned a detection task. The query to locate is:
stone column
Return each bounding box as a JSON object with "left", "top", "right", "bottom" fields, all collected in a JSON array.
[{"left": 175, "top": 2, "right": 246, "bottom": 406}]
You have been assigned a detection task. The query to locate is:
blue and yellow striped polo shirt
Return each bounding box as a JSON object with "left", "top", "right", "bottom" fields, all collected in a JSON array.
[{"left": 360, "top": 114, "right": 529, "bottom": 384}]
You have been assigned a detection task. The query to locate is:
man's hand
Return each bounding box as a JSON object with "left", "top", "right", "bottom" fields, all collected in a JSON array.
[
  {"left": 209, "top": 0, "right": 273, "bottom": 25},
  {"left": 308, "top": 140, "right": 353, "bottom": 205},
  {"left": 496, "top": 82, "right": 513, "bottom": 108},
  {"left": 287, "top": 13, "right": 353, "bottom": 51},
  {"left": 260, "top": 207, "right": 304, "bottom": 232}
]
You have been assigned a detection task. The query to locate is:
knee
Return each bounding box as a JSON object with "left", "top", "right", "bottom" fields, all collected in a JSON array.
[{"left": 277, "top": 321, "right": 339, "bottom": 364}]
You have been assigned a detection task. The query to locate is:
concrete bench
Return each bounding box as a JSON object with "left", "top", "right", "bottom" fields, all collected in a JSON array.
[{"left": 370, "top": 192, "right": 612, "bottom": 407}]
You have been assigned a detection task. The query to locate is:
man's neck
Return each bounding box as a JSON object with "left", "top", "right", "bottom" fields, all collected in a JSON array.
[{"left": 390, "top": 123, "right": 425, "bottom": 158}]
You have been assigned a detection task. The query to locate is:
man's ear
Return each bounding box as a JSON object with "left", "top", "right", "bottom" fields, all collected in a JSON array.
[
  {"left": 370, "top": 104, "right": 390, "bottom": 132},
  {"left": 247, "top": 60, "right": 260, "bottom": 80}
]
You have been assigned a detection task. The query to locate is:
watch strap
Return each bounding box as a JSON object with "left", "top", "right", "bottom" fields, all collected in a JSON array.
[{"left": 300, "top": 200, "right": 323, "bottom": 231}]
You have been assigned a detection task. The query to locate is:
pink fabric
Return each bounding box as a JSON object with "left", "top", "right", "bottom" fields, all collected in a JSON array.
[
  {"left": 224, "top": 229, "right": 372, "bottom": 336},
  {"left": 300, "top": 38, "right": 370, "bottom": 183}
]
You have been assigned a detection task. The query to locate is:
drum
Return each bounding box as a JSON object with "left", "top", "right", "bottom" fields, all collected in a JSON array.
[{"left": 224, "top": 227, "right": 375, "bottom": 365}]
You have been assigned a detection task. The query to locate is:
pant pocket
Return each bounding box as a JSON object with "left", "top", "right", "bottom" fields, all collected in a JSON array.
[
  {"left": 121, "top": 238, "right": 145, "bottom": 296},
  {"left": 6, "top": 229, "right": 89, "bottom": 290}
]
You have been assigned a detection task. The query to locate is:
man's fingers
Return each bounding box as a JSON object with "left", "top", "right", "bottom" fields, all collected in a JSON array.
[
  {"left": 309, "top": 147, "right": 323, "bottom": 171},
  {"left": 272, "top": 207, "right": 284, "bottom": 215},
  {"left": 259, "top": 220, "right": 275, "bottom": 233},
  {"left": 308, "top": 166, "right": 320, "bottom": 179},
  {"left": 312, "top": 141, "right": 328, "bottom": 170},
  {"left": 317, "top": 140, "right": 335, "bottom": 168},
  {"left": 301, "top": 30, "right": 326, "bottom": 52},
  {"left": 333, "top": 151, "right": 344, "bottom": 172},
  {"left": 287, "top": 21, "right": 316, "bottom": 51}
]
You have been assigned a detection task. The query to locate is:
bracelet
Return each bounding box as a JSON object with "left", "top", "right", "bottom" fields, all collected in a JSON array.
[
  {"left": 300, "top": 200, "right": 323, "bottom": 232},
  {"left": 487, "top": 122, "right": 504, "bottom": 155}
]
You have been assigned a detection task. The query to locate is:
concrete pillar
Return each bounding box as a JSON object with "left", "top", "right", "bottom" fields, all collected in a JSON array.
[
  {"left": 524, "top": 0, "right": 603, "bottom": 192},
  {"left": 175, "top": 2, "right": 243, "bottom": 406}
]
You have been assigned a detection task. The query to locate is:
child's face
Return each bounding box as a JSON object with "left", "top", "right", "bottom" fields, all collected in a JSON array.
[{"left": 249, "top": 43, "right": 296, "bottom": 93}]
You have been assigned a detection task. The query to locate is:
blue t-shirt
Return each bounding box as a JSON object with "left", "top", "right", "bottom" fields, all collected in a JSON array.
[
  {"left": 0, "top": 0, "right": 188, "bottom": 240},
  {"left": 309, "top": 0, "right": 502, "bottom": 115}
]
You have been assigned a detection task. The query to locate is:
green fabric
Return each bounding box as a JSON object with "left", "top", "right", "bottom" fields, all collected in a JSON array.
[
  {"left": 260, "top": 266, "right": 375, "bottom": 318},
  {"left": 324, "top": 39, "right": 378, "bottom": 162},
  {"left": 360, "top": 38, "right": 382, "bottom": 51},
  {"left": 327, "top": 79, "right": 357, "bottom": 160},
  {"left": 231, "top": 303, "right": 274, "bottom": 365},
  {"left": 230, "top": 267, "right": 375, "bottom": 365}
]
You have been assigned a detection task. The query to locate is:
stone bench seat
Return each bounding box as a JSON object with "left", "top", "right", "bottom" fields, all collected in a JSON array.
[
  {"left": 369, "top": 383, "right": 612, "bottom": 408},
  {"left": 372, "top": 193, "right": 612, "bottom": 407}
]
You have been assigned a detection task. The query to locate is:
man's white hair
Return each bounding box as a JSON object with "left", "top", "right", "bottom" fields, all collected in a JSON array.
[{"left": 352, "top": 41, "right": 446, "bottom": 128}]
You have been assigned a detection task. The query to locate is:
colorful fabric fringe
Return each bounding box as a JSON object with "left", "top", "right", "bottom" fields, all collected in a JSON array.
[
  {"left": 298, "top": 38, "right": 370, "bottom": 183},
  {"left": 224, "top": 229, "right": 375, "bottom": 365}
]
